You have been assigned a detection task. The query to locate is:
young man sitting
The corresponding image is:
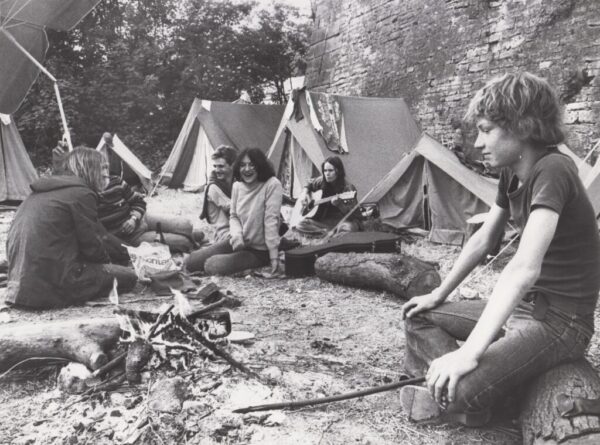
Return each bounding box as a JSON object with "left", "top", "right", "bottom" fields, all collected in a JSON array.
[{"left": 199, "top": 145, "right": 238, "bottom": 242}]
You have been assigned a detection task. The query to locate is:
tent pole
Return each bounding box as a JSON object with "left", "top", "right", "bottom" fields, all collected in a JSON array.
[
  {"left": 582, "top": 139, "right": 600, "bottom": 165},
  {"left": 53, "top": 82, "right": 73, "bottom": 151},
  {"left": 1, "top": 28, "right": 73, "bottom": 151}
]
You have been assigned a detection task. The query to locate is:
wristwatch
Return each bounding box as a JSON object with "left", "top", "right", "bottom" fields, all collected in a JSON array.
[{"left": 130, "top": 214, "right": 139, "bottom": 223}]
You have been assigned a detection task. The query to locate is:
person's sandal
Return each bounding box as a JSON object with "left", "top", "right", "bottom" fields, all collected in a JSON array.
[
  {"left": 400, "top": 385, "right": 491, "bottom": 426},
  {"left": 400, "top": 385, "right": 442, "bottom": 422}
]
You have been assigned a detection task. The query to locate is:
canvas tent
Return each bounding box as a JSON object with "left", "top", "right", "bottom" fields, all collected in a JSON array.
[
  {"left": 0, "top": 113, "right": 38, "bottom": 202},
  {"left": 96, "top": 133, "right": 153, "bottom": 191},
  {"left": 267, "top": 89, "right": 422, "bottom": 200},
  {"left": 268, "top": 90, "right": 497, "bottom": 244},
  {"left": 160, "top": 99, "right": 285, "bottom": 192},
  {"left": 369, "top": 133, "right": 497, "bottom": 244},
  {"left": 555, "top": 143, "right": 600, "bottom": 216}
]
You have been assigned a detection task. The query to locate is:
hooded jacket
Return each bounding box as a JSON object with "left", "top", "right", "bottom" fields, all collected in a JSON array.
[{"left": 7, "top": 176, "right": 112, "bottom": 308}]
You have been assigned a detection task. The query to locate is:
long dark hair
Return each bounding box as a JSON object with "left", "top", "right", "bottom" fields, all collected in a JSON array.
[
  {"left": 232, "top": 148, "right": 275, "bottom": 182},
  {"left": 321, "top": 156, "right": 346, "bottom": 192}
]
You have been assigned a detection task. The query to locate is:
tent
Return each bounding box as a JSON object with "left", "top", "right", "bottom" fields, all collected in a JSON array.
[
  {"left": 370, "top": 133, "right": 497, "bottom": 244},
  {"left": 96, "top": 133, "right": 153, "bottom": 191},
  {"left": 267, "top": 90, "right": 497, "bottom": 244},
  {"left": 583, "top": 156, "right": 600, "bottom": 216},
  {"left": 160, "top": 99, "right": 285, "bottom": 192},
  {"left": 267, "top": 89, "right": 422, "bottom": 200},
  {"left": 0, "top": 113, "right": 38, "bottom": 202}
]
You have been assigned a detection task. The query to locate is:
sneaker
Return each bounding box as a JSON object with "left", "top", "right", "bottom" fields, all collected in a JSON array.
[{"left": 400, "top": 385, "right": 442, "bottom": 422}]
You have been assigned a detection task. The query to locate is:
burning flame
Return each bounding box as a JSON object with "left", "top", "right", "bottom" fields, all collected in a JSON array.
[
  {"left": 173, "top": 288, "right": 192, "bottom": 319},
  {"left": 108, "top": 278, "right": 119, "bottom": 305}
]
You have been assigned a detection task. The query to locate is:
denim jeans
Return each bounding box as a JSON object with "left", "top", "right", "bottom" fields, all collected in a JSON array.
[
  {"left": 185, "top": 239, "right": 269, "bottom": 275},
  {"left": 404, "top": 298, "right": 594, "bottom": 414}
]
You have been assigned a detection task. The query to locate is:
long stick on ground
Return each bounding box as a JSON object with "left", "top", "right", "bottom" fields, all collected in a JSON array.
[{"left": 233, "top": 376, "right": 425, "bottom": 414}]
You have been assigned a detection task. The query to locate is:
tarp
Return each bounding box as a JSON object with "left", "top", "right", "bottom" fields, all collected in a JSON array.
[
  {"left": 160, "top": 99, "right": 285, "bottom": 191},
  {"left": 0, "top": 0, "right": 102, "bottom": 114},
  {"left": 96, "top": 134, "right": 153, "bottom": 191},
  {"left": 0, "top": 113, "right": 38, "bottom": 201}
]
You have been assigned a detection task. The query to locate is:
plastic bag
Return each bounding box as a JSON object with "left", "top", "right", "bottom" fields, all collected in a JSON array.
[{"left": 125, "top": 241, "right": 178, "bottom": 281}]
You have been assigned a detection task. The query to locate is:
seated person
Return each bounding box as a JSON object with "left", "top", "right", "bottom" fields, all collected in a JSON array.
[
  {"left": 185, "top": 148, "right": 283, "bottom": 276},
  {"left": 98, "top": 175, "right": 203, "bottom": 253},
  {"left": 6, "top": 147, "right": 137, "bottom": 309},
  {"left": 400, "top": 72, "right": 600, "bottom": 426},
  {"left": 199, "top": 145, "right": 238, "bottom": 242},
  {"left": 294, "top": 156, "right": 360, "bottom": 236}
]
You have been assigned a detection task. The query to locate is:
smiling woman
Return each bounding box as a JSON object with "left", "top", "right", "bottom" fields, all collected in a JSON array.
[{"left": 186, "top": 148, "right": 284, "bottom": 276}]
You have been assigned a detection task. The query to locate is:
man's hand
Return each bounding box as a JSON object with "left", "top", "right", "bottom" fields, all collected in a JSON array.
[
  {"left": 230, "top": 235, "right": 245, "bottom": 251},
  {"left": 426, "top": 348, "right": 478, "bottom": 405},
  {"left": 120, "top": 217, "right": 137, "bottom": 235},
  {"left": 401, "top": 289, "right": 445, "bottom": 319}
]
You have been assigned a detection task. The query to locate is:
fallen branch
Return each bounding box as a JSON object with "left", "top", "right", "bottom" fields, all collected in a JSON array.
[
  {"left": 178, "top": 317, "right": 259, "bottom": 379},
  {"left": 233, "top": 376, "right": 425, "bottom": 413},
  {"left": 0, "top": 357, "right": 70, "bottom": 381},
  {"left": 91, "top": 352, "right": 127, "bottom": 379}
]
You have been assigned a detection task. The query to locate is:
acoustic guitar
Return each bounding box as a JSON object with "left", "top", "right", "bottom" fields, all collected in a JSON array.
[{"left": 289, "top": 190, "right": 356, "bottom": 228}]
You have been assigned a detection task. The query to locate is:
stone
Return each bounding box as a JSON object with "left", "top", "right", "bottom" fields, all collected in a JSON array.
[
  {"left": 57, "top": 362, "right": 92, "bottom": 394},
  {"left": 148, "top": 376, "right": 187, "bottom": 413}
]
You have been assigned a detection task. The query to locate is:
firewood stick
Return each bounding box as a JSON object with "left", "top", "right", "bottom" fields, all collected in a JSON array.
[
  {"left": 177, "top": 317, "right": 259, "bottom": 378},
  {"left": 188, "top": 297, "right": 227, "bottom": 317},
  {"left": 233, "top": 376, "right": 426, "bottom": 414},
  {"left": 91, "top": 351, "right": 127, "bottom": 378},
  {"left": 147, "top": 304, "right": 174, "bottom": 339}
]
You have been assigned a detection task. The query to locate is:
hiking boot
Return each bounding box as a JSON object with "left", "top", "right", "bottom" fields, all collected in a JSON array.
[{"left": 400, "top": 385, "right": 442, "bottom": 422}]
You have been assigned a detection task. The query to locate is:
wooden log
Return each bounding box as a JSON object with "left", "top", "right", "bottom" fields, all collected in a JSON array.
[
  {"left": 520, "top": 359, "right": 600, "bottom": 444},
  {"left": 314, "top": 252, "right": 441, "bottom": 299},
  {"left": 0, "top": 318, "right": 121, "bottom": 372}
]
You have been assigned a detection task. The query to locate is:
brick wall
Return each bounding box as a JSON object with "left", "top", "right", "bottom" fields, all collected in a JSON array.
[{"left": 306, "top": 0, "right": 600, "bottom": 158}]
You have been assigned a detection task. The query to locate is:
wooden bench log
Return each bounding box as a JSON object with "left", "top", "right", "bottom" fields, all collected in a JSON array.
[
  {"left": 314, "top": 252, "right": 441, "bottom": 299},
  {"left": 0, "top": 318, "right": 121, "bottom": 372},
  {"left": 520, "top": 358, "right": 600, "bottom": 444}
]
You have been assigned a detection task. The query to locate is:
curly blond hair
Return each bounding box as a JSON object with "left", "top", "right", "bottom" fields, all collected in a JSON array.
[{"left": 464, "top": 72, "right": 565, "bottom": 147}]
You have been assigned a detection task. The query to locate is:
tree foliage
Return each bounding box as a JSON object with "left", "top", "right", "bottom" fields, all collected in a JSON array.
[{"left": 13, "top": 0, "right": 311, "bottom": 169}]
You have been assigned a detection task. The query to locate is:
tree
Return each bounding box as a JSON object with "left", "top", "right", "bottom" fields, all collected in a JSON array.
[{"left": 14, "top": 0, "right": 311, "bottom": 169}]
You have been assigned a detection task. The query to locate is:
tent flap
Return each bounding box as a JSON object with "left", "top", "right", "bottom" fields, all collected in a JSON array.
[{"left": 0, "top": 114, "right": 38, "bottom": 201}]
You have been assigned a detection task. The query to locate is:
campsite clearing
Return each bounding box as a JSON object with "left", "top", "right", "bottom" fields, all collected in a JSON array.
[{"left": 0, "top": 189, "right": 599, "bottom": 444}]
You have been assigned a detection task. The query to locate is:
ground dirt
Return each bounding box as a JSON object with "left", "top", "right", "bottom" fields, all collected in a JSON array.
[{"left": 0, "top": 188, "right": 599, "bottom": 444}]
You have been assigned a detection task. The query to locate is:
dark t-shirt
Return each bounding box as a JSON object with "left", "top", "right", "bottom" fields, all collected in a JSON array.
[
  {"left": 307, "top": 177, "right": 358, "bottom": 222},
  {"left": 496, "top": 150, "right": 600, "bottom": 307}
]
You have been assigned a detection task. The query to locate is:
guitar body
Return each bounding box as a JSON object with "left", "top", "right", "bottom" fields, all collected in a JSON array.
[
  {"left": 289, "top": 190, "right": 357, "bottom": 228},
  {"left": 289, "top": 190, "right": 322, "bottom": 228}
]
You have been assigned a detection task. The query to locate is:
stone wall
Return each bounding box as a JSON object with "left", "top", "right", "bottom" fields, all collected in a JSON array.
[{"left": 306, "top": 0, "right": 600, "bottom": 158}]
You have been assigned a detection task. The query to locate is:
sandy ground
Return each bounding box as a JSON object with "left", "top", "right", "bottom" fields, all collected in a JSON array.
[{"left": 0, "top": 188, "right": 597, "bottom": 444}]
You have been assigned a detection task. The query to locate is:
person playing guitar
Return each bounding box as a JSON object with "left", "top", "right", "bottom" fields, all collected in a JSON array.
[{"left": 294, "top": 156, "right": 360, "bottom": 236}]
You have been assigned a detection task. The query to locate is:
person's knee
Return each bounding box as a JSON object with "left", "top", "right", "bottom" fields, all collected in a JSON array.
[
  {"left": 185, "top": 250, "right": 207, "bottom": 273},
  {"left": 204, "top": 256, "right": 232, "bottom": 276},
  {"left": 404, "top": 314, "right": 432, "bottom": 338}
]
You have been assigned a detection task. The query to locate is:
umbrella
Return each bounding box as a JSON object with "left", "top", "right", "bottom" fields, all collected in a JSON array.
[{"left": 0, "top": 0, "right": 102, "bottom": 149}]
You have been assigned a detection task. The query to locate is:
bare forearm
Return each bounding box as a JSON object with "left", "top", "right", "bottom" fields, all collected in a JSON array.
[
  {"left": 435, "top": 232, "right": 491, "bottom": 299},
  {"left": 462, "top": 261, "right": 539, "bottom": 359}
]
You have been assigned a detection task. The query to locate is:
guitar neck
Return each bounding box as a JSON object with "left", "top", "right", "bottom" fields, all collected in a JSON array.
[{"left": 314, "top": 194, "right": 344, "bottom": 205}]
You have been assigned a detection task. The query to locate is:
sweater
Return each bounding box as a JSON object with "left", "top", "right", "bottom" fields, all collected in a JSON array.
[
  {"left": 98, "top": 176, "right": 146, "bottom": 233},
  {"left": 229, "top": 177, "right": 283, "bottom": 260}
]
